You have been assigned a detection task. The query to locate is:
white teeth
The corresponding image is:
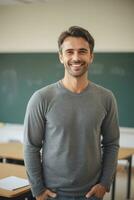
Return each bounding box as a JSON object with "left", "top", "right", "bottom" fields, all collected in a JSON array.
[{"left": 72, "top": 64, "right": 81, "bottom": 67}]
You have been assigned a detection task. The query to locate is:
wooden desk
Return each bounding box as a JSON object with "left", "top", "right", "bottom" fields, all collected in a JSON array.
[
  {"left": 0, "top": 163, "right": 31, "bottom": 199},
  {"left": 118, "top": 147, "right": 134, "bottom": 160},
  {"left": 112, "top": 147, "right": 134, "bottom": 200},
  {"left": 0, "top": 143, "right": 23, "bottom": 161}
]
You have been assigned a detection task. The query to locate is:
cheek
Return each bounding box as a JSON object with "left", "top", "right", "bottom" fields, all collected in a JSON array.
[{"left": 64, "top": 58, "right": 70, "bottom": 64}]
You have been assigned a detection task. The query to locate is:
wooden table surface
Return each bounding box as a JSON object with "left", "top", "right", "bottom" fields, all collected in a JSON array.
[
  {"left": 0, "top": 163, "right": 30, "bottom": 198},
  {"left": 118, "top": 147, "right": 134, "bottom": 160},
  {"left": 0, "top": 142, "right": 23, "bottom": 160}
]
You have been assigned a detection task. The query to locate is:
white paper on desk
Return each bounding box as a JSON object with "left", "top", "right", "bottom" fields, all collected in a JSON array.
[{"left": 0, "top": 176, "right": 29, "bottom": 191}]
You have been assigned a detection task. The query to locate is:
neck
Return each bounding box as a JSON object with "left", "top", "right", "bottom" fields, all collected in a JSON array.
[{"left": 61, "top": 76, "right": 90, "bottom": 93}]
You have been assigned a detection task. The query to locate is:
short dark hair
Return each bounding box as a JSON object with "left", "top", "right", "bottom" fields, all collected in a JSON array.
[{"left": 58, "top": 26, "right": 95, "bottom": 53}]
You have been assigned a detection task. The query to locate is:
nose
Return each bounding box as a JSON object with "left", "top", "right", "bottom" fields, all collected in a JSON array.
[{"left": 72, "top": 52, "right": 80, "bottom": 62}]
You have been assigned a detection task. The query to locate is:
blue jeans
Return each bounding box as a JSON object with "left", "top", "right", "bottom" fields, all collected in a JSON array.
[{"left": 48, "top": 195, "right": 103, "bottom": 200}]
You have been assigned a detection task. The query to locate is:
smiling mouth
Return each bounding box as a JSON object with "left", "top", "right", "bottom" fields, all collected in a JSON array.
[
  {"left": 72, "top": 64, "right": 81, "bottom": 67},
  {"left": 71, "top": 62, "right": 83, "bottom": 67}
]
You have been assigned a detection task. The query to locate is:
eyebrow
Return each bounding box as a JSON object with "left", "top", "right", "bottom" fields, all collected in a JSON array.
[
  {"left": 79, "top": 48, "right": 89, "bottom": 52},
  {"left": 65, "top": 48, "right": 89, "bottom": 52}
]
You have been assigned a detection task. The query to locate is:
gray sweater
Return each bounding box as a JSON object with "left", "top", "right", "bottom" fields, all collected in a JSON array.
[{"left": 23, "top": 81, "right": 120, "bottom": 197}]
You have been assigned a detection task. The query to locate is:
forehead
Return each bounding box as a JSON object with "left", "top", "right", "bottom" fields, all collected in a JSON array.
[{"left": 61, "top": 36, "right": 90, "bottom": 51}]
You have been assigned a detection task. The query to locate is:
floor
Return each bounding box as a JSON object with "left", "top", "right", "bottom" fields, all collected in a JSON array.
[{"left": 104, "top": 165, "right": 134, "bottom": 200}]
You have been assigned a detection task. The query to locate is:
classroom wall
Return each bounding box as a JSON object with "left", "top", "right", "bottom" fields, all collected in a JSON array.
[{"left": 0, "top": 0, "right": 134, "bottom": 52}]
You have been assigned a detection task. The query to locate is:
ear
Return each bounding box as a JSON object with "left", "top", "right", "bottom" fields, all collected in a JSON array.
[
  {"left": 90, "top": 53, "right": 94, "bottom": 64},
  {"left": 59, "top": 52, "right": 64, "bottom": 64}
]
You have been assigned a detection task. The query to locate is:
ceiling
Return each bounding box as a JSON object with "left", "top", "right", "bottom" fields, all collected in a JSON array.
[{"left": 0, "top": 0, "right": 50, "bottom": 5}]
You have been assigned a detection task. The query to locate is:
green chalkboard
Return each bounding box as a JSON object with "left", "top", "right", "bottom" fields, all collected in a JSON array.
[{"left": 0, "top": 53, "right": 134, "bottom": 127}]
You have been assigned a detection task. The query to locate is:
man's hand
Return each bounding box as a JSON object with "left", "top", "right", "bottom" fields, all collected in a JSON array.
[
  {"left": 85, "top": 183, "right": 107, "bottom": 199},
  {"left": 36, "top": 189, "right": 57, "bottom": 200}
]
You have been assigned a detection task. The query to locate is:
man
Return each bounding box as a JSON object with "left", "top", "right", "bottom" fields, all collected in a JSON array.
[{"left": 24, "top": 26, "right": 120, "bottom": 200}]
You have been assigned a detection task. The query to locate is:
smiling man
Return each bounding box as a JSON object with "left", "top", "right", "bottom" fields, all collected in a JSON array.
[{"left": 24, "top": 26, "right": 120, "bottom": 200}]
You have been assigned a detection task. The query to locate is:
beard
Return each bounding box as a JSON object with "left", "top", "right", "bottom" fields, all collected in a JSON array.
[{"left": 65, "top": 61, "right": 89, "bottom": 77}]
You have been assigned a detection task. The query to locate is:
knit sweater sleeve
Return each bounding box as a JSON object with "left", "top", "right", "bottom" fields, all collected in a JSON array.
[
  {"left": 23, "top": 91, "right": 46, "bottom": 197},
  {"left": 99, "top": 91, "right": 120, "bottom": 191}
]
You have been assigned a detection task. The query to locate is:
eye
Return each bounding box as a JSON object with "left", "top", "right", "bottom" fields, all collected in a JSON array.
[
  {"left": 67, "top": 50, "right": 73, "bottom": 54},
  {"left": 79, "top": 49, "right": 88, "bottom": 54},
  {"left": 65, "top": 50, "right": 74, "bottom": 55}
]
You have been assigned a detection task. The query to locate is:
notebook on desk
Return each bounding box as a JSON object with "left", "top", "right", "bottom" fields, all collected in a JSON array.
[{"left": 0, "top": 176, "right": 29, "bottom": 191}]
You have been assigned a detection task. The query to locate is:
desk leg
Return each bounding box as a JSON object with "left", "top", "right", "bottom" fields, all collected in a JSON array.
[
  {"left": 111, "top": 173, "right": 116, "bottom": 200},
  {"left": 2, "top": 158, "right": 7, "bottom": 163},
  {"left": 126, "top": 155, "right": 132, "bottom": 199}
]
